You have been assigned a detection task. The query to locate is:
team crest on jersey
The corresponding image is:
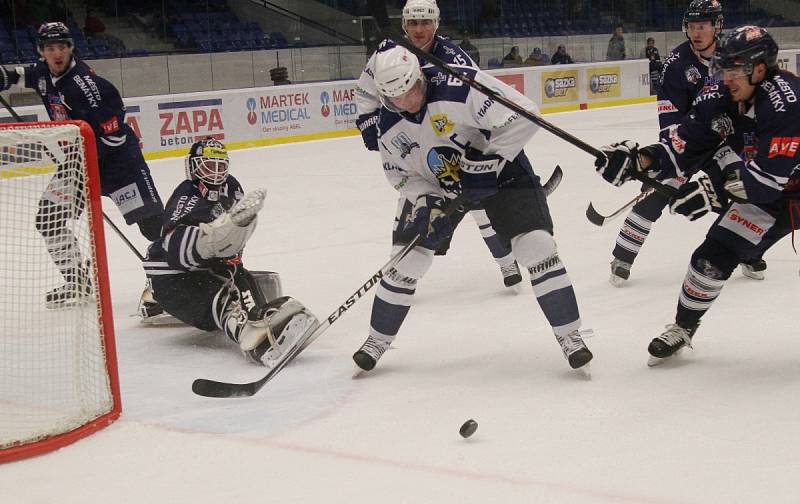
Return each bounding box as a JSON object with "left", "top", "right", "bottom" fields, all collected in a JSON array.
[
  {"left": 685, "top": 66, "right": 702, "bottom": 84},
  {"left": 430, "top": 113, "right": 454, "bottom": 136},
  {"left": 442, "top": 45, "right": 456, "bottom": 56},
  {"left": 430, "top": 72, "right": 447, "bottom": 85},
  {"left": 426, "top": 146, "right": 462, "bottom": 195},
  {"left": 390, "top": 132, "right": 420, "bottom": 158}
]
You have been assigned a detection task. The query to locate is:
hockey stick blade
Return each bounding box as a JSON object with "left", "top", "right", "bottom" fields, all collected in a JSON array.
[
  {"left": 585, "top": 188, "right": 654, "bottom": 227},
  {"left": 543, "top": 165, "right": 563, "bottom": 196}
]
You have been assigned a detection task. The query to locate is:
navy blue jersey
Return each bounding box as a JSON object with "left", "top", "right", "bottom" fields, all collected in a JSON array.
[
  {"left": 20, "top": 58, "right": 137, "bottom": 159},
  {"left": 144, "top": 177, "right": 244, "bottom": 276},
  {"left": 654, "top": 71, "right": 800, "bottom": 204},
  {"left": 657, "top": 41, "right": 717, "bottom": 129}
]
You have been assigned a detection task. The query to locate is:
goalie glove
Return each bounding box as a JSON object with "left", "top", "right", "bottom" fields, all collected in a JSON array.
[
  {"left": 596, "top": 140, "right": 640, "bottom": 187},
  {"left": 230, "top": 188, "right": 267, "bottom": 226},
  {"left": 196, "top": 189, "right": 267, "bottom": 259},
  {"left": 669, "top": 176, "right": 723, "bottom": 221},
  {"left": 411, "top": 194, "right": 455, "bottom": 249}
]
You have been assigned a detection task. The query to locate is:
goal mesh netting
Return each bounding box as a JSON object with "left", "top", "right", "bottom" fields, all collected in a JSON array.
[{"left": 0, "top": 121, "right": 120, "bottom": 462}]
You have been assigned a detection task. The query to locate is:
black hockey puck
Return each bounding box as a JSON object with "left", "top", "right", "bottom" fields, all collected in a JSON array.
[{"left": 459, "top": 419, "right": 478, "bottom": 438}]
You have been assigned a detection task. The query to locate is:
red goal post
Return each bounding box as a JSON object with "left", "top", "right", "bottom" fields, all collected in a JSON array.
[{"left": 0, "top": 120, "right": 121, "bottom": 463}]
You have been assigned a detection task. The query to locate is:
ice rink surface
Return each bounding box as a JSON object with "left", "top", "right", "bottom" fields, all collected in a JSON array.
[{"left": 3, "top": 103, "right": 799, "bottom": 503}]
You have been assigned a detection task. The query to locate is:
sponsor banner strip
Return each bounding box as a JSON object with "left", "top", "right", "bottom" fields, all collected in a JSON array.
[{"left": 157, "top": 99, "right": 223, "bottom": 110}]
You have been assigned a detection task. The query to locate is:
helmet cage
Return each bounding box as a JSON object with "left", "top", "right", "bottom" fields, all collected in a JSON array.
[{"left": 185, "top": 141, "right": 230, "bottom": 185}]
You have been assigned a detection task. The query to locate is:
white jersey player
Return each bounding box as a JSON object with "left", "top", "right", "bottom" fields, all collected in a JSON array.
[
  {"left": 352, "top": 45, "right": 594, "bottom": 374},
  {"left": 355, "top": 0, "right": 522, "bottom": 288}
]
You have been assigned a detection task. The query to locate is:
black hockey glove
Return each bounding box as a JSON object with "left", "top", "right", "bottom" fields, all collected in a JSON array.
[
  {"left": 356, "top": 112, "right": 380, "bottom": 151},
  {"left": 459, "top": 148, "right": 503, "bottom": 206},
  {"left": 0, "top": 66, "right": 13, "bottom": 92},
  {"left": 669, "top": 176, "right": 724, "bottom": 221},
  {"left": 411, "top": 194, "right": 455, "bottom": 249},
  {"left": 596, "top": 140, "right": 642, "bottom": 186}
]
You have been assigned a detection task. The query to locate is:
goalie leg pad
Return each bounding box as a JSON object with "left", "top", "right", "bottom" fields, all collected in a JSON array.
[
  {"left": 240, "top": 296, "right": 319, "bottom": 366},
  {"left": 249, "top": 270, "right": 283, "bottom": 302}
]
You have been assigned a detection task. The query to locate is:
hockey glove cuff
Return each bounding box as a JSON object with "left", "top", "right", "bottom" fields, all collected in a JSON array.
[
  {"left": 596, "top": 140, "right": 640, "bottom": 186},
  {"left": 412, "top": 194, "right": 455, "bottom": 249},
  {"left": 669, "top": 175, "right": 724, "bottom": 221},
  {"left": 356, "top": 112, "right": 380, "bottom": 151},
  {"left": 0, "top": 66, "right": 19, "bottom": 92}
]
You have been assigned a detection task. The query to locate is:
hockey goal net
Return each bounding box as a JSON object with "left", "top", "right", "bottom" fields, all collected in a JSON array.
[{"left": 0, "top": 120, "right": 120, "bottom": 463}]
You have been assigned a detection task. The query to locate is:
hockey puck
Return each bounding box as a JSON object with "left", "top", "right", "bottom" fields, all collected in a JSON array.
[{"left": 459, "top": 419, "right": 478, "bottom": 438}]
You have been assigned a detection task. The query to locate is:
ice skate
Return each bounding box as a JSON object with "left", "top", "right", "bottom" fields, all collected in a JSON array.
[
  {"left": 555, "top": 329, "right": 593, "bottom": 373},
  {"left": 46, "top": 264, "right": 92, "bottom": 309},
  {"left": 740, "top": 259, "right": 766, "bottom": 280},
  {"left": 609, "top": 258, "right": 631, "bottom": 287},
  {"left": 500, "top": 260, "right": 523, "bottom": 288},
  {"left": 647, "top": 323, "right": 698, "bottom": 366},
  {"left": 353, "top": 335, "right": 392, "bottom": 372},
  {"left": 136, "top": 283, "right": 184, "bottom": 326}
]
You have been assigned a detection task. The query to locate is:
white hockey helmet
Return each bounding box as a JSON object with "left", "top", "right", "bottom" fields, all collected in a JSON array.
[
  {"left": 374, "top": 45, "right": 424, "bottom": 99},
  {"left": 402, "top": 0, "right": 440, "bottom": 31}
]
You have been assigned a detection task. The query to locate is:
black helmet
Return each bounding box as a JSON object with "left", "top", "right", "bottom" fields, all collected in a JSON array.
[
  {"left": 683, "top": 0, "right": 724, "bottom": 33},
  {"left": 711, "top": 25, "right": 779, "bottom": 79},
  {"left": 37, "top": 22, "right": 73, "bottom": 49},
  {"left": 185, "top": 138, "right": 230, "bottom": 185}
]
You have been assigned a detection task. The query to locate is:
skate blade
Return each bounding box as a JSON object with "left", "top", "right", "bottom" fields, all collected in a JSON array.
[
  {"left": 46, "top": 297, "right": 92, "bottom": 310},
  {"left": 136, "top": 313, "right": 187, "bottom": 326},
  {"left": 574, "top": 363, "right": 592, "bottom": 379},
  {"left": 608, "top": 274, "right": 628, "bottom": 288}
]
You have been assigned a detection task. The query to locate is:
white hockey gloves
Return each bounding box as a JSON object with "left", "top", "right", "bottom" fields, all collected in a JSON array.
[{"left": 196, "top": 188, "right": 267, "bottom": 259}]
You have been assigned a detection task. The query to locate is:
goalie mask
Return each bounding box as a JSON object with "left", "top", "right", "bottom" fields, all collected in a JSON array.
[
  {"left": 374, "top": 45, "right": 427, "bottom": 113},
  {"left": 186, "top": 138, "right": 230, "bottom": 186}
]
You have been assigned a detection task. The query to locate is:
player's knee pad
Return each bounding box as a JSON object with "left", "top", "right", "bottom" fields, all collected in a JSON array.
[
  {"left": 391, "top": 245, "right": 434, "bottom": 281},
  {"left": 137, "top": 214, "right": 163, "bottom": 241},
  {"left": 631, "top": 190, "right": 670, "bottom": 221},
  {"left": 510, "top": 229, "right": 558, "bottom": 272},
  {"left": 690, "top": 238, "right": 738, "bottom": 281},
  {"left": 240, "top": 296, "right": 319, "bottom": 366}
]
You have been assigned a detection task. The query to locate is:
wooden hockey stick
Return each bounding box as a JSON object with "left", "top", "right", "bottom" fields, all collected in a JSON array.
[
  {"left": 191, "top": 167, "right": 564, "bottom": 398},
  {"left": 365, "top": 0, "right": 674, "bottom": 198}
]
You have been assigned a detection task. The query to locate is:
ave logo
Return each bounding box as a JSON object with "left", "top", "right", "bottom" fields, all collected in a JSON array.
[{"left": 768, "top": 137, "right": 800, "bottom": 158}]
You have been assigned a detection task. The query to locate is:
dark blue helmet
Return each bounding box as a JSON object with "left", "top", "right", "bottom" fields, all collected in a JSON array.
[
  {"left": 37, "top": 22, "right": 73, "bottom": 49},
  {"left": 683, "top": 0, "right": 724, "bottom": 33},
  {"left": 711, "top": 25, "right": 779, "bottom": 78}
]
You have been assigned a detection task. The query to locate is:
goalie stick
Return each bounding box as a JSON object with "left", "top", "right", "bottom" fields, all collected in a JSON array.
[
  {"left": 365, "top": 0, "right": 674, "bottom": 198},
  {"left": 585, "top": 188, "right": 654, "bottom": 227},
  {"left": 191, "top": 167, "right": 564, "bottom": 398}
]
